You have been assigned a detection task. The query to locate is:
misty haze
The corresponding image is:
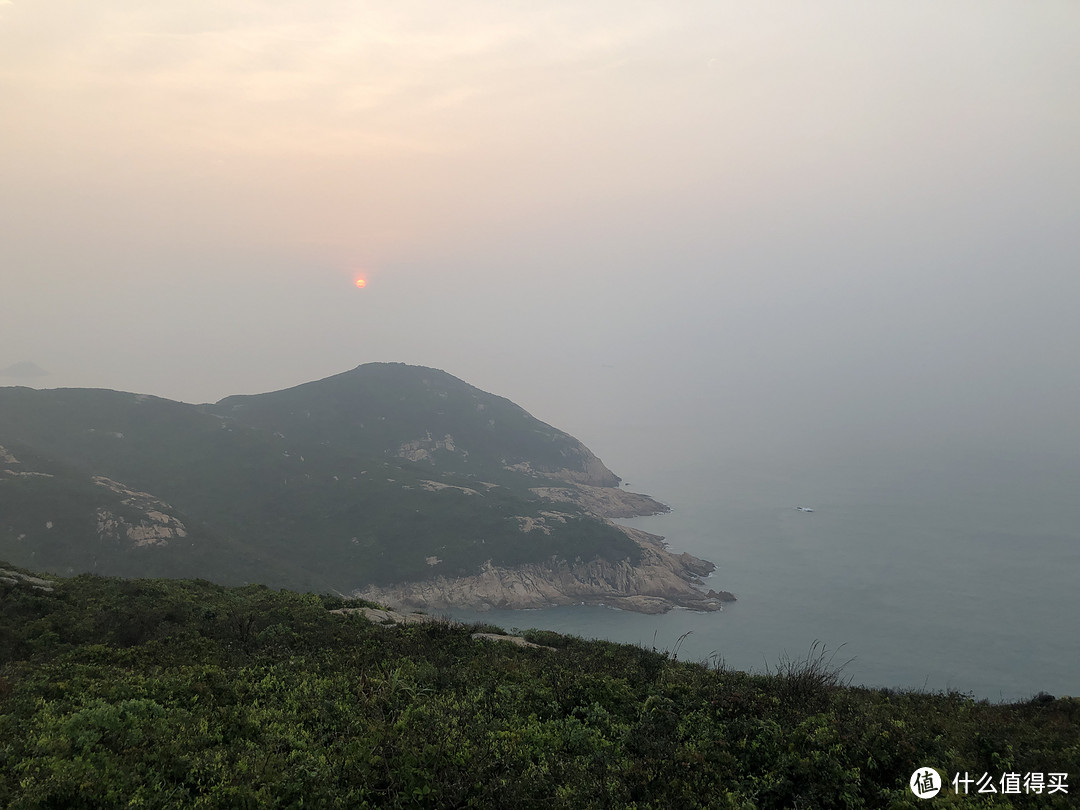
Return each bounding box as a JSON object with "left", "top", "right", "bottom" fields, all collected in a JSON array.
[{"left": 2, "top": 1, "right": 1079, "bottom": 804}]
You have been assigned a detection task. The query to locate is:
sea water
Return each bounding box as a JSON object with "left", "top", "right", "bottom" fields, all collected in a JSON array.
[{"left": 447, "top": 429, "right": 1080, "bottom": 702}]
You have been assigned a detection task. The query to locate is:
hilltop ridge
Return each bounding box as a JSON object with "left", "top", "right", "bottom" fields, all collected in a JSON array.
[{"left": 0, "top": 363, "right": 728, "bottom": 612}]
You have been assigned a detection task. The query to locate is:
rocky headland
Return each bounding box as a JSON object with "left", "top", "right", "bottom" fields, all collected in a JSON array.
[
  {"left": 354, "top": 491, "right": 736, "bottom": 615},
  {"left": 0, "top": 364, "right": 735, "bottom": 608}
]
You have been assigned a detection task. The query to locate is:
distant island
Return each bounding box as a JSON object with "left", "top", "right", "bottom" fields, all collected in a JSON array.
[
  {"left": 0, "top": 363, "right": 733, "bottom": 613},
  {"left": 0, "top": 360, "right": 49, "bottom": 378}
]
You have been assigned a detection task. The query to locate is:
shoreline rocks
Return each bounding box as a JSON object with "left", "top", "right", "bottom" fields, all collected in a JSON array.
[
  {"left": 529, "top": 484, "right": 669, "bottom": 519},
  {"left": 353, "top": 522, "right": 736, "bottom": 615}
]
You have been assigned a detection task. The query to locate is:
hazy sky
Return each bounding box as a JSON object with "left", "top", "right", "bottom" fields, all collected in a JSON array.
[{"left": 3, "top": 0, "right": 1079, "bottom": 468}]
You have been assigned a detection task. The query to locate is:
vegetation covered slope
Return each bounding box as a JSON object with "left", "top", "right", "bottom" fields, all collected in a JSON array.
[
  {"left": 210, "top": 362, "right": 622, "bottom": 487},
  {"left": 0, "top": 364, "right": 646, "bottom": 593},
  {"left": 1, "top": 566, "right": 1076, "bottom": 809}
]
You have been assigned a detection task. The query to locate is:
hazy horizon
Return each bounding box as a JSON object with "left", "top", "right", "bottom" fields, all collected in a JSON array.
[{"left": 4, "top": 0, "right": 1079, "bottom": 474}]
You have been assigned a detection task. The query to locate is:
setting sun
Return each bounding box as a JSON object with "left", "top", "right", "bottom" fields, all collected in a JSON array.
[{"left": 354, "top": 277, "right": 367, "bottom": 289}]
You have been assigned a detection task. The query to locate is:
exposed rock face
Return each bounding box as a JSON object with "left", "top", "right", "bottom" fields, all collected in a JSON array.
[
  {"left": 531, "top": 484, "right": 669, "bottom": 519},
  {"left": 0, "top": 444, "right": 53, "bottom": 477},
  {"left": 92, "top": 476, "right": 189, "bottom": 547},
  {"left": 0, "top": 567, "right": 55, "bottom": 592},
  {"left": 95, "top": 509, "right": 188, "bottom": 547},
  {"left": 504, "top": 446, "right": 621, "bottom": 489},
  {"left": 419, "top": 480, "right": 478, "bottom": 495},
  {"left": 397, "top": 434, "right": 466, "bottom": 463},
  {"left": 353, "top": 524, "right": 735, "bottom": 615},
  {"left": 513, "top": 511, "right": 573, "bottom": 534}
]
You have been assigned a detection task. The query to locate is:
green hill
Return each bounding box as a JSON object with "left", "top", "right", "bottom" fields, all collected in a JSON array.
[
  {"left": 1, "top": 565, "right": 1075, "bottom": 808},
  {"left": 0, "top": 364, "right": 659, "bottom": 596}
]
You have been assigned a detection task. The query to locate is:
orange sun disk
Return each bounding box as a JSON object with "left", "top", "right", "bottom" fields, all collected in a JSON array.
[{"left": 354, "top": 277, "right": 367, "bottom": 289}]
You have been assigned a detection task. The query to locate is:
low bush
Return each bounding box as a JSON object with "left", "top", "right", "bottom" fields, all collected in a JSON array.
[{"left": 1, "top": 567, "right": 1076, "bottom": 808}]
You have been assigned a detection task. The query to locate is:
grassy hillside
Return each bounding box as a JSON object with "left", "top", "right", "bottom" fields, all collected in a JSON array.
[
  {"left": 0, "top": 364, "right": 641, "bottom": 592},
  {"left": 1, "top": 565, "right": 1076, "bottom": 808}
]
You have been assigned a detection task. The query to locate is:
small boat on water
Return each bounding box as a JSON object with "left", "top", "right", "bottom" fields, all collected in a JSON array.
[{"left": 795, "top": 506, "right": 815, "bottom": 513}]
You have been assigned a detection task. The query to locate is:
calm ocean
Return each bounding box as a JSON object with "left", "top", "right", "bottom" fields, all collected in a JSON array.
[{"left": 447, "top": 428, "right": 1080, "bottom": 702}]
